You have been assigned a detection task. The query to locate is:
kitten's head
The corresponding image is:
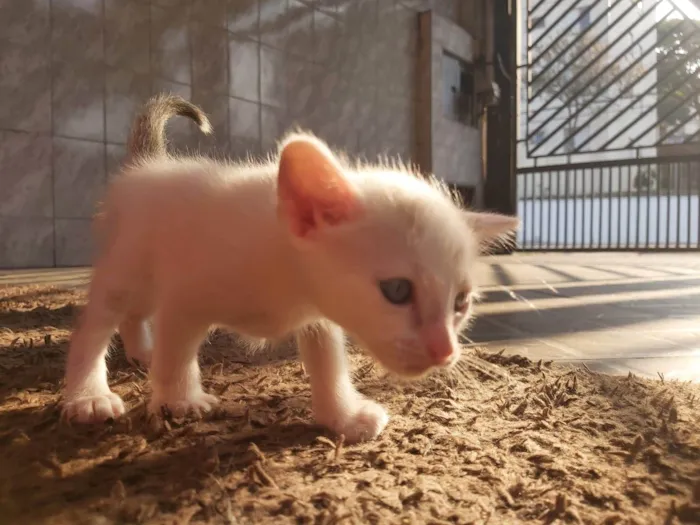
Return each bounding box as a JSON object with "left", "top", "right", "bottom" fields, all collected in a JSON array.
[{"left": 277, "top": 133, "right": 519, "bottom": 378}]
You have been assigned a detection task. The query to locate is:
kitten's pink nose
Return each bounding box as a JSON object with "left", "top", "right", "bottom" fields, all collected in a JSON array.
[{"left": 422, "top": 325, "right": 455, "bottom": 365}]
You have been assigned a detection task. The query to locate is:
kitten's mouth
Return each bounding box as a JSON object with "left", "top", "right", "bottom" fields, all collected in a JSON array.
[
  {"left": 361, "top": 347, "right": 429, "bottom": 379},
  {"left": 398, "top": 354, "right": 458, "bottom": 378},
  {"left": 383, "top": 358, "right": 437, "bottom": 379},
  {"left": 356, "top": 339, "right": 445, "bottom": 379},
  {"left": 401, "top": 365, "right": 433, "bottom": 378}
]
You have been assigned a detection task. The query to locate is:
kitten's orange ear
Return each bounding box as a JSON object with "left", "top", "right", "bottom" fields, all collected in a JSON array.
[
  {"left": 463, "top": 211, "right": 520, "bottom": 249},
  {"left": 277, "top": 135, "right": 362, "bottom": 238}
]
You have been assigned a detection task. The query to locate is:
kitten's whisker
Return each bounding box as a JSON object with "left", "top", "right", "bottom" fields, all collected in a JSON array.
[
  {"left": 450, "top": 362, "right": 471, "bottom": 384},
  {"left": 499, "top": 285, "right": 519, "bottom": 301},
  {"left": 455, "top": 351, "right": 510, "bottom": 381},
  {"left": 540, "top": 279, "right": 559, "bottom": 294},
  {"left": 497, "top": 285, "right": 541, "bottom": 313}
]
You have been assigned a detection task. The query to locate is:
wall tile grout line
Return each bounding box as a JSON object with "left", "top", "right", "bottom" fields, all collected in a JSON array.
[
  {"left": 256, "top": 0, "right": 263, "bottom": 155},
  {"left": 98, "top": 0, "right": 108, "bottom": 268},
  {"left": 256, "top": 0, "right": 264, "bottom": 155},
  {"left": 224, "top": 0, "right": 231, "bottom": 157},
  {"left": 0, "top": 0, "right": 476, "bottom": 267},
  {"left": 103, "top": 0, "right": 109, "bottom": 191},
  {"left": 189, "top": 0, "right": 198, "bottom": 154},
  {"left": 49, "top": 0, "right": 57, "bottom": 267}
]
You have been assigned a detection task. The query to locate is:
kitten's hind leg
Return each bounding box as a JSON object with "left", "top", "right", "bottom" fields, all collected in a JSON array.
[
  {"left": 297, "top": 322, "right": 389, "bottom": 444},
  {"left": 148, "top": 307, "right": 218, "bottom": 418},
  {"left": 119, "top": 315, "right": 153, "bottom": 367},
  {"left": 62, "top": 275, "right": 125, "bottom": 423}
]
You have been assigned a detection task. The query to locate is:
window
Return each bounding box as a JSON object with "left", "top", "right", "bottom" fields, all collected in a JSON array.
[
  {"left": 667, "top": 132, "right": 688, "bottom": 145},
  {"left": 578, "top": 6, "right": 592, "bottom": 30},
  {"left": 564, "top": 126, "right": 586, "bottom": 153},
  {"left": 442, "top": 52, "right": 477, "bottom": 127},
  {"left": 531, "top": 16, "right": 545, "bottom": 30},
  {"left": 530, "top": 129, "right": 546, "bottom": 146}
]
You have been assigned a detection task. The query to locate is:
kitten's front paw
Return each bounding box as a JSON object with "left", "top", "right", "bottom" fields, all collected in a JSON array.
[
  {"left": 148, "top": 391, "right": 219, "bottom": 418},
  {"left": 317, "top": 399, "right": 389, "bottom": 444},
  {"left": 62, "top": 392, "right": 126, "bottom": 423}
]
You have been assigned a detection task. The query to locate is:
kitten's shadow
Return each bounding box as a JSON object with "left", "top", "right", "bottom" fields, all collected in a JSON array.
[
  {"left": 0, "top": 303, "right": 78, "bottom": 331},
  {"left": 0, "top": 329, "right": 299, "bottom": 404},
  {"left": 0, "top": 327, "right": 319, "bottom": 524},
  {"left": 0, "top": 398, "right": 324, "bottom": 524}
]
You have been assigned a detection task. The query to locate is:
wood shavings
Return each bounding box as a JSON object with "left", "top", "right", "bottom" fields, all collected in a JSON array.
[{"left": 2, "top": 285, "right": 700, "bottom": 525}]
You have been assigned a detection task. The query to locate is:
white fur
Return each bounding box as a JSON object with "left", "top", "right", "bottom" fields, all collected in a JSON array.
[{"left": 61, "top": 132, "right": 518, "bottom": 443}]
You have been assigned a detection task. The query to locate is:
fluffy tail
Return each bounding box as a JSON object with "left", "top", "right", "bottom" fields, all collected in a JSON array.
[{"left": 126, "top": 93, "right": 212, "bottom": 160}]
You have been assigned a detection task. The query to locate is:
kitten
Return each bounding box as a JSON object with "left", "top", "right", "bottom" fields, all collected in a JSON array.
[{"left": 61, "top": 94, "right": 519, "bottom": 443}]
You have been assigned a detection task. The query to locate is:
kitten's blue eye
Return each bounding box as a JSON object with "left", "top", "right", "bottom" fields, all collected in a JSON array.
[{"left": 379, "top": 278, "right": 413, "bottom": 305}]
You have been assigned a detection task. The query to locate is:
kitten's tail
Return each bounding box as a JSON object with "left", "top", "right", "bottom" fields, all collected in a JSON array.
[{"left": 127, "top": 93, "right": 213, "bottom": 160}]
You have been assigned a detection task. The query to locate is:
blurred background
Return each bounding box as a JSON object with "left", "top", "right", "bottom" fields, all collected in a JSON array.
[
  {"left": 0, "top": 0, "right": 508, "bottom": 269},
  {"left": 2, "top": 0, "right": 700, "bottom": 380}
]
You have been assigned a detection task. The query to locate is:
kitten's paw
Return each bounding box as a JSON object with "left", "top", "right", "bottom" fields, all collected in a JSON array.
[
  {"left": 149, "top": 391, "right": 219, "bottom": 418},
  {"left": 62, "top": 392, "right": 126, "bottom": 424},
  {"left": 319, "top": 399, "right": 389, "bottom": 444}
]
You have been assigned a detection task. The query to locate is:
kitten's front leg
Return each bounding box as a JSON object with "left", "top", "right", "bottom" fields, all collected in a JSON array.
[
  {"left": 148, "top": 309, "right": 218, "bottom": 418},
  {"left": 63, "top": 295, "right": 125, "bottom": 423},
  {"left": 297, "top": 322, "right": 389, "bottom": 443}
]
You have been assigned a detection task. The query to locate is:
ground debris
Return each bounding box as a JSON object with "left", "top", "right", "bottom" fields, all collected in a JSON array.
[{"left": 1, "top": 286, "right": 699, "bottom": 525}]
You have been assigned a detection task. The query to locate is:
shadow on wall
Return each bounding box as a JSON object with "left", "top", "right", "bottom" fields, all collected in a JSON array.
[
  {"left": 2, "top": 0, "right": 465, "bottom": 268},
  {"left": 3, "top": 0, "right": 419, "bottom": 181}
]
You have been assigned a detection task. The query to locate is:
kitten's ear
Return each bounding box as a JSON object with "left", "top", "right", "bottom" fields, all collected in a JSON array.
[
  {"left": 463, "top": 211, "right": 520, "bottom": 250},
  {"left": 277, "top": 135, "right": 362, "bottom": 238}
]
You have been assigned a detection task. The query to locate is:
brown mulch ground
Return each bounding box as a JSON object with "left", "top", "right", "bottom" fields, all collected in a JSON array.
[{"left": 1, "top": 285, "right": 700, "bottom": 525}]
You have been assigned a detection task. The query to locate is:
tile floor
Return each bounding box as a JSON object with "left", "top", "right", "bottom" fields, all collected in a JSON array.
[
  {"left": 3, "top": 252, "right": 700, "bottom": 381},
  {"left": 469, "top": 253, "right": 700, "bottom": 382}
]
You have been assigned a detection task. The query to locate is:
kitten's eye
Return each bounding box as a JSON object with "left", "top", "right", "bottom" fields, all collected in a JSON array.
[
  {"left": 454, "top": 291, "right": 469, "bottom": 312},
  {"left": 379, "top": 278, "right": 413, "bottom": 305}
]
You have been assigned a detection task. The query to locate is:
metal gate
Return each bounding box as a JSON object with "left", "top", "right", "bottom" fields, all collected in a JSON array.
[{"left": 516, "top": 0, "right": 700, "bottom": 250}]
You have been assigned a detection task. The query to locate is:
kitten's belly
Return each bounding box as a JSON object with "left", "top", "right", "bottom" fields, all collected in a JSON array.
[
  {"left": 192, "top": 272, "right": 317, "bottom": 339},
  {"left": 217, "top": 309, "right": 303, "bottom": 339},
  {"left": 150, "top": 199, "right": 314, "bottom": 337}
]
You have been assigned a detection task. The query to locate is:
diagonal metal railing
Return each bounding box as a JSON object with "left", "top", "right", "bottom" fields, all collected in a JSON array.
[
  {"left": 528, "top": 0, "right": 588, "bottom": 56},
  {"left": 528, "top": 0, "right": 646, "bottom": 112},
  {"left": 530, "top": 0, "right": 669, "bottom": 122},
  {"left": 516, "top": 0, "right": 700, "bottom": 252},
  {"left": 520, "top": 0, "right": 700, "bottom": 160},
  {"left": 573, "top": 33, "right": 700, "bottom": 153},
  {"left": 527, "top": 1, "right": 678, "bottom": 155}
]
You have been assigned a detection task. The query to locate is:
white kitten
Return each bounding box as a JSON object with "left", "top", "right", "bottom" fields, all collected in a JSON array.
[{"left": 61, "top": 95, "right": 519, "bottom": 443}]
